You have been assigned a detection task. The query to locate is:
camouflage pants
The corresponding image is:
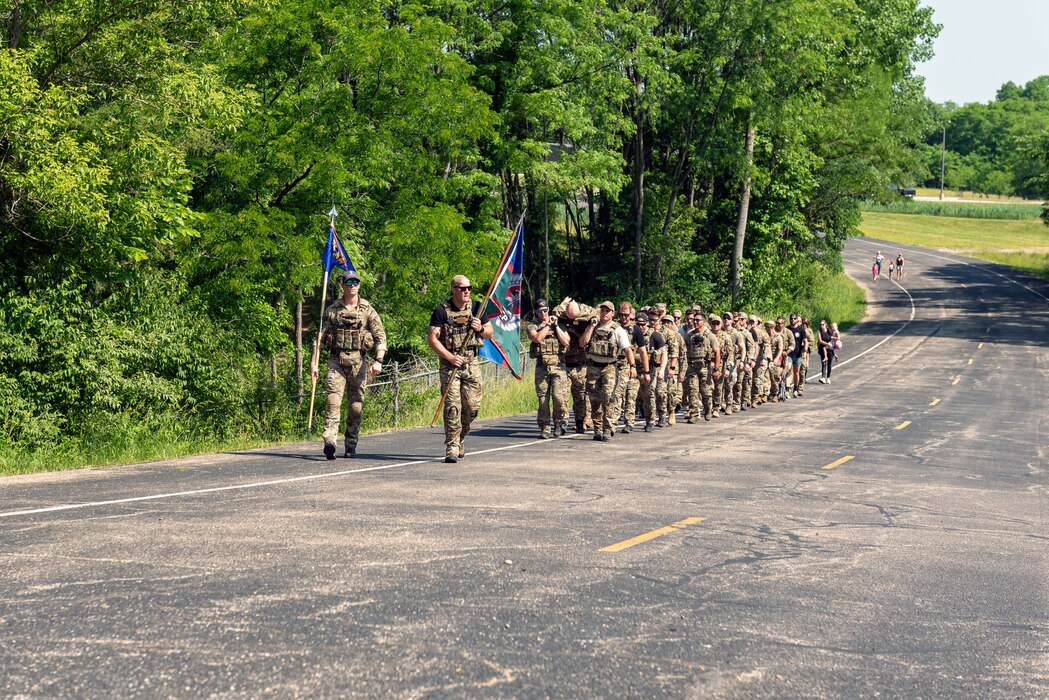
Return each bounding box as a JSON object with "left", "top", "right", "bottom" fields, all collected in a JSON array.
[
  {"left": 799, "top": 352, "right": 811, "bottom": 391},
  {"left": 609, "top": 360, "right": 630, "bottom": 425},
  {"left": 732, "top": 362, "right": 747, "bottom": 408},
  {"left": 625, "top": 376, "right": 655, "bottom": 425},
  {"left": 439, "top": 359, "right": 482, "bottom": 457},
  {"left": 586, "top": 362, "right": 618, "bottom": 436},
  {"left": 324, "top": 355, "right": 367, "bottom": 450},
  {"left": 685, "top": 362, "right": 713, "bottom": 420},
  {"left": 739, "top": 363, "right": 754, "bottom": 408},
  {"left": 714, "top": 361, "right": 735, "bottom": 409},
  {"left": 535, "top": 361, "right": 568, "bottom": 429},
  {"left": 566, "top": 364, "right": 591, "bottom": 428},
  {"left": 656, "top": 376, "right": 671, "bottom": 421},
  {"left": 755, "top": 359, "right": 771, "bottom": 400}
]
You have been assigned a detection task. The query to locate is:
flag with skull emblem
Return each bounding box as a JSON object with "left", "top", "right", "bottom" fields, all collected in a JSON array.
[{"left": 478, "top": 218, "right": 524, "bottom": 379}]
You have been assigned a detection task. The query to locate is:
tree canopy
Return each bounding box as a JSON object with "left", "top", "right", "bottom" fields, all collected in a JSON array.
[{"left": 1, "top": 0, "right": 940, "bottom": 451}]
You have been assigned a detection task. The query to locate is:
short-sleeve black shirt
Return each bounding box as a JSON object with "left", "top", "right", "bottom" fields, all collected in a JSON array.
[
  {"left": 430, "top": 299, "right": 483, "bottom": 328},
  {"left": 650, "top": 331, "right": 666, "bottom": 350},
  {"left": 790, "top": 325, "right": 806, "bottom": 358}
]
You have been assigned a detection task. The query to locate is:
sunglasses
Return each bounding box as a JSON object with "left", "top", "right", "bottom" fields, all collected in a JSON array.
[
  {"left": 454, "top": 285, "right": 472, "bottom": 292},
  {"left": 537, "top": 307, "right": 549, "bottom": 312},
  {"left": 344, "top": 279, "right": 361, "bottom": 286}
]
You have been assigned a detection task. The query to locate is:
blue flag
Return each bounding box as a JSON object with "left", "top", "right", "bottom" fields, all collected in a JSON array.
[
  {"left": 322, "top": 223, "right": 355, "bottom": 275},
  {"left": 478, "top": 218, "right": 524, "bottom": 379}
]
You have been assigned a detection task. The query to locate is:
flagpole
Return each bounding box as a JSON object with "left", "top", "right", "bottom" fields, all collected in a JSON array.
[
  {"left": 308, "top": 207, "right": 339, "bottom": 433},
  {"left": 430, "top": 209, "right": 526, "bottom": 427}
]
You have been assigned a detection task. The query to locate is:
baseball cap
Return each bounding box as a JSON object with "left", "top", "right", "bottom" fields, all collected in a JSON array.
[
  {"left": 536, "top": 298, "right": 548, "bottom": 308},
  {"left": 636, "top": 312, "right": 650, "bottom": 323},
  {"left": 598, "top": 300, "right": 615, "bottom": 311},
  {"left": 341, "top": 270, "right": 360, "bottom": 283},
  {"left": 661, "top": 314, "right": 674, "bottom": 323}
]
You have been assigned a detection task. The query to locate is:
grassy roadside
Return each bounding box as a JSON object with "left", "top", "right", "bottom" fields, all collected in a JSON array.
[
  {"left": 0, "top": 377, "right": 537, "bottom": 477},
  {"left": 913, "top": 187, "right": 1043, "bottom": 204},
  {"left": 859, "top": 211, "right": 1049, "bottom": 280}
]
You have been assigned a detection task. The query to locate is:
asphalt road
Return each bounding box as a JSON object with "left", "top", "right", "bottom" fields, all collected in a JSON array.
[{"left": 2, "top": 238, "right": 1047, "bottom": 698}]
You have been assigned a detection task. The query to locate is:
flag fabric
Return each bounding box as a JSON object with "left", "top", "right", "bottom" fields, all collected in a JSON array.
[
  {"left": 478, "top": 219, "right": 524, "bottom": 379},
  {"left": 322, "top": 223, "right": 355, "bottom": 275}
]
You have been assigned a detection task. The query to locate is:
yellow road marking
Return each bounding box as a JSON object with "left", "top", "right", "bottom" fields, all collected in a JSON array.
[
  {"left": 600, "top": 517, "right": 706, "bottom": 552},
  {"left": 952, "top": 376, "right": 960, "bottom": 385},
  {"left": 978, "top": 342, "right": 984, "bottom": 349},
  {"left": 930, "top": 398, "right": 941, "bottom": 406},
  {"left": 961, "top": 283, "right": 968, "bottom": 288},
  {"left": 896, "top": 421, "right": 912, "bottom": 430},
  {"left": 967, "top": 358, "right": 973, "bottom": 365},
  {"left": 822, "top": 455, "right": 855, "bottom": 471}
]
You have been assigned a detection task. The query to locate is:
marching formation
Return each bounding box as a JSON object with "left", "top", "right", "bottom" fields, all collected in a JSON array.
[
  {"left": 526, "top": 297, "right": 842, "bottom": 442},
  {"left": 313, "top": 271, "right": 844, "bottom": 461}
]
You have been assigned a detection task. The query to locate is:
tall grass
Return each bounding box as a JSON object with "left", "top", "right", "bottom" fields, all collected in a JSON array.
[{"left": 861, "top": 199, "right": 1041, "bottom": 220}]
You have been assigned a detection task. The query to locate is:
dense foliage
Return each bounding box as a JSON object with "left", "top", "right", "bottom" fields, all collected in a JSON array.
[
  {"left": 1, "top": 0, "right": 937, "bottom": 455},
  {"left": 920, "top": 76, "right": 1049, "bottom": 204}
]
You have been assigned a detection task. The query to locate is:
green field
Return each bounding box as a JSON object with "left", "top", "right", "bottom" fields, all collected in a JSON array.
[
  {"left": 859, "top": 211, "right": 1049, "bottom": 280},
  {"left": 913, "top": 187, "right": 1043, "bottom": 204},
  {"left": 861, "top": 199, "right": 1041, "bottom": 220}
]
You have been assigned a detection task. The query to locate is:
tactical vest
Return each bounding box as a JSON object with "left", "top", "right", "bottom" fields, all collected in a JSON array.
[
  {"left": 529, "top": 324, "right": 562, "bottom": 363},
  {"left": 439, "top": 300, "right": 484, "bottom": 355},
  {"left": 719, "top": 330, "right": 737, "bottom": 363},
  {"left": 744, "top": 327, "right": 758, "bottom": 361},
  {"left": 687, "top": 327, "right": 714, "bottom": 363},
  {"left": 587, "top": 323, "right": 621, "bottom": 363},
  {"left": 632, "top": 328, "right": 651, "bottom": 370},
  {"left": 328, "top": 304, "right": 374, "bottom": 353}
]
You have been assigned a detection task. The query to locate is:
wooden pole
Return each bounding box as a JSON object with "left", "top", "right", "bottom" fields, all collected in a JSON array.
[{"left": 306, "top": 267, "right": 331, "bottom": 433}]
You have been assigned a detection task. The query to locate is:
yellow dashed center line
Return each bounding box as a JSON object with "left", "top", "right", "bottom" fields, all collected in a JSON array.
[
  {"left": 952, "top": 376, "right": 961, "bottom": 385},
  {"left": 978, "top": 342, "right": 984, "bottom": 349},
  {"left": 967, "top": 358, "right": 973, "bottom": 366},
  {"left": 600, "top": 517, "right": 706, "bottom": 552},
  {"left": 895, "top": 420, "right": 912, "bottom": 430},
  {"left": 930, "top": 398, "right": 941, "bottom": 407},
  {"left": 822, "top": 455, "right": 855, "bottom": 471}
]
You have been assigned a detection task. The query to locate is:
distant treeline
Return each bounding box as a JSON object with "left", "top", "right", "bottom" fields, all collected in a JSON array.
[
  {"left": 0, "top": 0, "right": 936, "bottom": 456},
  {"left": 921, "top": 76, "right": 1049, "bottom": 206}
]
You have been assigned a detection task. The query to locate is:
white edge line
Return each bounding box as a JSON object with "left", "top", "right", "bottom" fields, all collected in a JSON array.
[
  {"left": 868, "top": 240, "right": 1049, "bottom": 302},
  {"left": 836, "top": 270, "right": 916, "bottom": 369},
  {"left": 1, "top": 433, "right": 589, "bottom": 519}
]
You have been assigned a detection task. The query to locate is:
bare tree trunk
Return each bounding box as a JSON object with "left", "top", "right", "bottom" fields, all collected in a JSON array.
[
  {"left": 295, "top": 299, "right": 304, "bottom": 404},
  {"left": 731, "top": 119, "right": 756, "bottom": 307}
]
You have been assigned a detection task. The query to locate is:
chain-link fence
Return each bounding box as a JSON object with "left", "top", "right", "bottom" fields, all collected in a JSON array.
[{"left": 352, "top": 352, "right": 534, "bottom": 429}]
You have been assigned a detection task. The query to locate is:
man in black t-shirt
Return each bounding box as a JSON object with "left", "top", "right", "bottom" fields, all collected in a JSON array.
[
  {"left": 786, "top": 313, "right": 807, "bottom": 398},
  {"left": 427, "top": 275, "right": 494, "bottom": 463}
]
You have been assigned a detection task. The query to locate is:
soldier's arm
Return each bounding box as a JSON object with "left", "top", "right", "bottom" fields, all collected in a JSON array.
[
  {"left": 579, "top": 319, "right": 597, "bottom": 346},
  {"left": 526, "top": 323, "right": 548, "bottom": 343},
  {"left": 639, "top": 346, "right": 649, "bottom": 374},
  {"left": 368, "top": 309, "right": 388, "bottom": 361},
  {"left": 553, "top": 323, "right": 570, "bottom": 347}
]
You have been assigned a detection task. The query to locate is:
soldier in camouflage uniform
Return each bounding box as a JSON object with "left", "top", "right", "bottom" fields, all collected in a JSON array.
[
  {"left": 684, "top": 313, "right": 721, "bottom": 422},
  {"left": 585, "top": 301, "right": 634, "bottom": 441},
  {"left": 768, "top": 318, "right": 787, "bottom": 402},
  {"left": 754, "top": 318, "right": 772, "bottom": 405},
  {"left": 314, "top": 269, "right": 388, "bottom": 460},
  {"left": 611, "top": 302, "right": 636, "bottom": 428},
  {"left": 526, "top": 298, "right": 570, "bottom": 439},
  {"left": 726, "top": 312, "right": 747, "bottom": 413},
  {"left": 739, "top": 314, "right": 758, "bottom": 411},
  {"left": 712, "top": 317, "right": 733, "bottom": 414},
  {"left": 657, "top": 315, "right": 680, "bottom": 426},
  {"left": 622, "top": 311, "right": 653, "bottom": 433},
  {"left": 552, "top": 298, "right": 596, "bottom": 433},
  {"left": 427, "top": 275, "right": 494, "bottom": 463},
  {"left": 799, "top": 317, "right": 815, "bottom": 393}
]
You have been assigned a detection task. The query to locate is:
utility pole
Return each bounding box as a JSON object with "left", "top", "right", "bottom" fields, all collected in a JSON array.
[{"left": 939, "top": 121, "right": 948, "bottom": 200}]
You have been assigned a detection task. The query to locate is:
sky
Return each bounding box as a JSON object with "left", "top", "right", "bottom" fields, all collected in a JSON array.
[{"left": 916, "top": 0, "right": 1049, "bottom": 105}]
